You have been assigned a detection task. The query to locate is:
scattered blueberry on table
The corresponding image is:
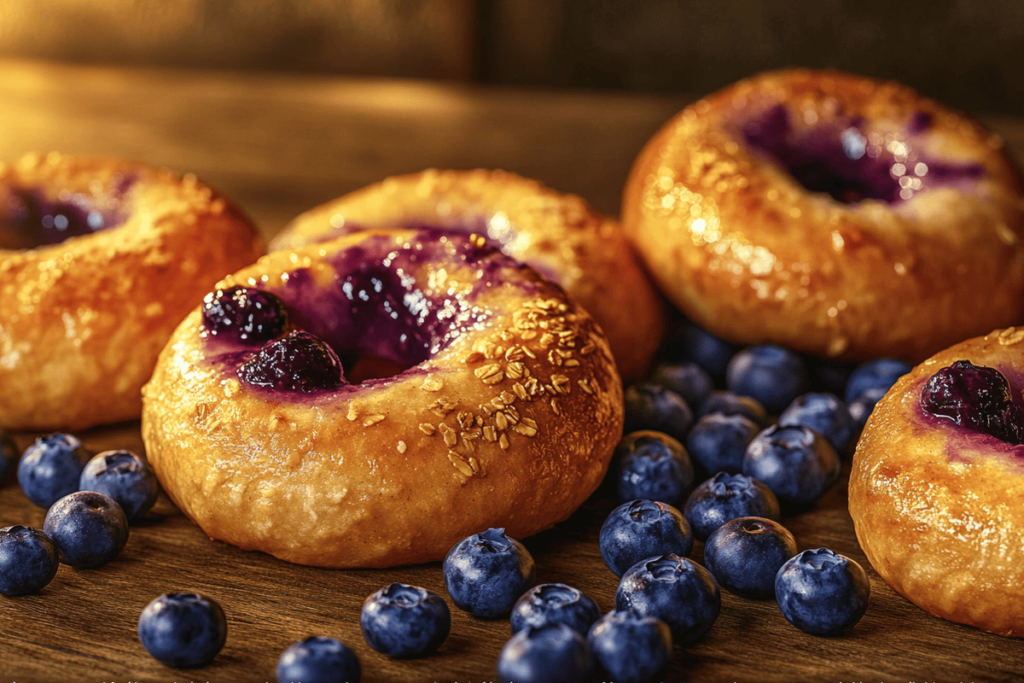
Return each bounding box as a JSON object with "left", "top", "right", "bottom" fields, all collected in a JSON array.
[
  {"left": 510, "top": 583, "right": 601, "bottom": 636},
  {"left": 703, "top": 517, "right": 797, "bottom": 599},
  {"left": 17, "top": 433, "right": 90, "bottom": 508},
  {"left": 599, "top": 499, "right": 693, "bottom": 577},
  {"left": 0, "top": 525, "right": 60, "bottom": 596},
  {"left": 615, "top": 553, "right": 721, "bottom": 646},
  {"left": 623, "top": 383, "right": 693, "bottom": 442},
  {"left": 588, "top": 609, "right": 673, "bottom": 683},
  {"left": 778, "top": 392, "right": 857, "bottom": 456},
  {"left": 726, "top": 345, "right": 809, "bottom": 414},
  {"left": 361, "top": 583, "right": 451, "bottom": 658},
  {"left": 79, "top": 450, "right": 159, "bottom": 521},
  {"left": 683, "top": 472, "right": 780, "bottom": 542},
  {"left": 650, "top": 361, "right": 714, "bottom": 410},
  {"left": 742, "top": 424, "right": 840, "bottom": 507},
  {"left": 42, "top": 490, "right": 129, "bottom": 568},
  {"left": 137, "top": 592, "right": 228, "bottom": 667},
  {"left": 615, "top": 431, "right": 695, "bottom": 507},
  {"left": 844, "top": 357, "right": 912, "bottom": 405},
  {"left": 686, "top": 412, "right": 760, "bottom": 475},
  {"left": 276, "top": 636, "right": 361, "bottom": 683},
  {"left": 443, "top": 527, "right": 535, "bottom": 618},
  {"left": 775, "top": 548, "right": 871, "bottom": 636},
  {"left": 496, "top": 622, "right": 591, "bottom": 683},
  {"left": 696, "top": 390, "right": 767, "bottom": 425}
]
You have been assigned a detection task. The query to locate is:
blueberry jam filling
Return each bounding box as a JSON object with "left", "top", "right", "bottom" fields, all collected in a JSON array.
[
  {"left": 201, "top": 287, "right": 288, "bottom": 344},
  {"left": 238, "top": 331, "right": 345, "bottom": 393},
  {"left": 920, "top": 360, "right": 1024, "bottom": 444},
  {"left": 220, "top": 232, "right": 521, "bottom": 394},
  {"left": 739, "top": 103, "right": 985, "bottom": 204},
  {"left": 0, "top": 181, "right": 132, "bottom": 250}
]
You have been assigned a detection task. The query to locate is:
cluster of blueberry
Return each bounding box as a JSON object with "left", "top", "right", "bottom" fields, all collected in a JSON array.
[{"left": 0, "top": 433, "right": 158, "bottom": 597}]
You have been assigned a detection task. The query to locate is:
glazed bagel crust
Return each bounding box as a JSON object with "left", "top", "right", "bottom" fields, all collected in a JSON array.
[
  {"left": 0, "top": 153, "right": 264, "bottom": 431},
  {"left": 271, "top": 169, "right": 663, "bottom": 381},
  {"left": 141, "top": 230, "right": 624, "bottom": 568},
  {"left": 850, "top": 327, "right": 1024, "bottom": 636},
  {"left": 623, "top": 69, "right": 1024, "bottom": 362}
]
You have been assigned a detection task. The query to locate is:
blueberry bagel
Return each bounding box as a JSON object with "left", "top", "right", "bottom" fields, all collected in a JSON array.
[
  {"left": 0, "top": 152, "right": 263, "bottom": 431},
  {"left": 271, "top": 169, "right": 664, "bottom": 381},
  {"left": 141, "top": 229, "right": 624, "bottom": 568},
  {"left": 623, "top": 69, "right": 1024, "bottom": 363},
  {"left": 850, "top": 326, "right": 1024, "bottom": 636}
]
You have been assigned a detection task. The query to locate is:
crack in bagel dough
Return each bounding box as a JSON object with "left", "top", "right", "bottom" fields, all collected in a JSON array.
[
  {"left": 850, "top": 326, "right": 1024, "bottom": 637},
  {"left": 271, "top": 169, "right": 664, "bottom": 382},
  {"left": 623, "top": 68, "right": 1024, "bottom": 363},
  {"left": 0, "top": 152, "right": 264, "bottom": 431},
  {"left": 141, "top": 229, "right": 624, "bottom": 568}
]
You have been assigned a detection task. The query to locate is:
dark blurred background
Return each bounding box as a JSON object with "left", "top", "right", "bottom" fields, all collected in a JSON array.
[{"left": 1, "top": 0, "right": 1021, "bottom": 114}]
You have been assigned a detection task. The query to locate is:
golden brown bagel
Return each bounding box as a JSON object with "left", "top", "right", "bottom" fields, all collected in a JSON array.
[
  {"left": 271, "top": 169, "right": 664, "bottom": 381},
  {"left": 850, "top": 326, "right": 1024, "bottom": 636},
  {"left": 141, "top": 229, "right": 624, "bottom": 568},
  {"left": 623, "top": 68, "right": 1024, "bottom": 363},
  {"left": 0, "top": 152, "right": 264, "bottom": 431}
]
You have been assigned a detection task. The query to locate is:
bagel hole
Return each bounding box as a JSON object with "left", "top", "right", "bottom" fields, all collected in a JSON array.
[
  {"left": 339, "top": 353, "right": 411, "bottom": 384},
  {"left": 0, "top": 185, "right": 127, "bottom": 249},
  {"left": 739, "top": 103, "right": 985, "bottom": 204}
]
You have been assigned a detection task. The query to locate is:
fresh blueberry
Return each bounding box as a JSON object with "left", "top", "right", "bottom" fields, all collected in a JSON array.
[
  {"left": 0, "top": 430, "right": 18, "bottom": 485},
  {"left": 79, "top": 450, "right": 159, "bottom": 521},
  {"left": 615, "top": 432, "right": 695, "bottom": 506},
  {"left": 17, "top": 433, "right": 90, "bottom": 508},
  {"left": 137, "top": 592, "right": 228, "bottom": 667},
  {"left": 496, "top": 623, "right": 591, "bottom": 683},
  {"left": 511, "top": 584, "right": 601, "bottom": 636},
  {"left": 920, "top": 360, "right": 1024, "bottom": 443},
  {"left": 599, "top": 499, "right": 693, "bottom": 577},
  {"left": 697, "top": 391, "right": 767, "bottom": 426},
  {"left": 683, "top": 473, "right": 780, "bottom": 542},
  {"left": 775, "top": 548, "right": 870, "bottom": 635},
  {"left": 669, "top": 323, "right": 740, "bottom": 376},
  {"left": 848, "top": 386, "right": 887, "bottom": 430},
  {"left": 361, "top": 583, "right": 450, "bottom": 658},
  {"left": 624, "top": 383, "right": 692, "bottom": 443},
  {"left": 587, "top": 609, "right": 672, "bottom": 683},
  {"left": 239, "top": 331, "right": 345, "bottom": 393},
  {"left": 727, "top": 345, "right": 809, "bottom": 414},
  {"left": 277, "top": 637, "right": 361, "bottom": 683},
  {"left": 42, "top": 491, "right": 129, "bottom": 568},
  {"left": 742, "top": 425, "right": 840, "bottom": 507},
  {"left": 0, "top": 526, "right": 60, "bottom": 596},
  {"left": 778, "top": 392, "right": 857, "bottom": 456},
  {"left": 650, "top": 362, "right": 713, "bottom": 410},
  {"left": 703, "top": 517, "right": 797, "bottom": 598},
  {"left": 201, "top": 286, "right": 288, "bottom": 343},
  {"left": 443, "top": 527, "right": 535, "bottom": 618},
  {"left": 686, "top": 412, "right": 760, "bottom": 475},
  {"left": 844, "top": 357, "right": 912, "bottom": 404},
  {"left": 615, "top": 554, "right": 720, "bottom": 645}
]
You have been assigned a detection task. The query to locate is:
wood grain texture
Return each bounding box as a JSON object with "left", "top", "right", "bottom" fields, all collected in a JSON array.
[{"left": 1, "top": 58, "right": 1024, "bottom": 682}]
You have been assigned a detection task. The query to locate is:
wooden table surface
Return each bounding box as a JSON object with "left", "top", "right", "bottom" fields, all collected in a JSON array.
[{"left": 2, "top": 58, "right": 1024, "bottom": 683}]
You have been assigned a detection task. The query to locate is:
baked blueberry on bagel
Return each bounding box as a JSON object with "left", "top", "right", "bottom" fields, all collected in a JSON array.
[
  {"left": 141, "top": 229, "right": 623, "bottom": 568},
  {"left": 0, "top": 153, "right": 263, "bottom": 431},
  {"left": 850, "top": 327, "right": 1024, "bottom": 636},
  {"left": 623, "top": 69, "right": 1024, "bottom": 363},
  {"left": 271, "top": 169, "right": 664, "bottom": 381}
]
